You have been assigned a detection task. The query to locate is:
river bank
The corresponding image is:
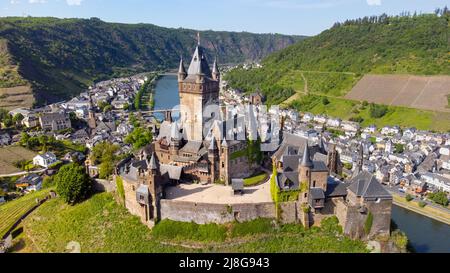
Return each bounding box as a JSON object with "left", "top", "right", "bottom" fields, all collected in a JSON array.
[{"left": 390, "top": 192, "right": 450, "bottom": 226}]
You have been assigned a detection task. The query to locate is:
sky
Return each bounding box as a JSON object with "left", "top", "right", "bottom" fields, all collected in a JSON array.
[{"left": 0, "top": 0, "right": 449, "bottom": 36}]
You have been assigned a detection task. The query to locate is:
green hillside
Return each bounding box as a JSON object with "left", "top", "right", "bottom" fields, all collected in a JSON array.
[
  {"left": 10, "top": 192, "right": 369, "bottom": 253},
  {"left": 0, "top": 17, "right": 304, "bottom": 105},
  {"left": 225, "top": 12, "right": 450, "bottom": 130},
  {"left": 225, "top": 13, "right": 449, "bottom": 99}
]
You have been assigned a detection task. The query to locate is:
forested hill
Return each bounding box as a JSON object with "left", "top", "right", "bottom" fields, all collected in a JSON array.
[
  {"left": 0, "top": 17, "right": 304, "bottom": 105},
  {"left": 225, "top": 12, "right": 450, "bottom": 104}
]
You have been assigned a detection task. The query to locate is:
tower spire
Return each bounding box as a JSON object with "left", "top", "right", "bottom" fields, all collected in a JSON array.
[{"left": 301, "top": 144, "right": 313, "bottom": 168}]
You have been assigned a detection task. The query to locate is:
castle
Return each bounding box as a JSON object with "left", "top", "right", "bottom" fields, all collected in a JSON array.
[{"left": 115, "top": 38, "right": 393, "bottom": 240}]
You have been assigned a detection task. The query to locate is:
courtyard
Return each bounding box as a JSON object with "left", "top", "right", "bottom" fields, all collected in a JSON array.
[{"left": 165, "top": 180, "right": 272, "bottom": 204}]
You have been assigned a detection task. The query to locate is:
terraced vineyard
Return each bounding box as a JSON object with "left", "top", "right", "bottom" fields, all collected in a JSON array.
[{"left": 0, "top": 189, "right": 51, "bottom": 238}]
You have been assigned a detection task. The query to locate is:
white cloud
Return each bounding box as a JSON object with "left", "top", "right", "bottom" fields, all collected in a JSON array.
[
  {"left": 10, "top": 0, "right": 21, "bottom": 4},
  {"left": 29, "top": 0, "right": 47, "bottom": 3},
  {"left": 66, "top": 0, "right": 83, "bottom": 6},
  {"left": 262, "top": 0, "right": 350, "bottom": 10},
  {"left": 366, "top": 0, "right": 381, "bottom": 6}
]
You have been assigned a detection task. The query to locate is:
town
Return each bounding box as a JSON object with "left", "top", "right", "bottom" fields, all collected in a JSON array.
[
  {"left": 1, "top": 62, "right": 450, "bottom": 219},
  {"left": 1, "top": 37, "right": 449, "bottom": 255}
]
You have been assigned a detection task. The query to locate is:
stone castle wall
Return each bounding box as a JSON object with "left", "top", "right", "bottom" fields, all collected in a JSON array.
[
  {"left": 343, "top": 199, "right": 392, "bottom": 240},
  {"left": 160, "top": 200, "right": 299, "bottom": 224}
]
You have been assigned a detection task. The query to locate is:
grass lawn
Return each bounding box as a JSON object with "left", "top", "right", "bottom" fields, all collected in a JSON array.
[
  {"left": 243, "top": 173, "right": 269, "bottom": 187},
  {"left": 0, "top": 189, "right": 52, "bottom": 238},
  {"left": 11, "top": 193, "right": 370, "bottom": 253}
]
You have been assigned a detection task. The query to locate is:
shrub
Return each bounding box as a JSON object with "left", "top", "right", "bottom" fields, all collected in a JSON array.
[
  {"left": 371, "top": 104, "right": 388, "bottom": 118},
  {"left": 321, "top": 216, "right": 343, "bottom": 235},
  {"left": 405, "top": 194, "right": 414, "bottom": 202},
  {"left": 349, "top": 116, "right": 364, "bottom": 123},
  {"left": 369, "top": 103, "right": 388, "bottom": 118},
  {"left": 322, "top": 97, "right": 330, "bottom": 105},
  {"left": 418, "top": 201, "right": 427, "bottom": 208},
  {"left": 391, "top": 230, "right": 409, "bottom": 250},
  {"left": 55, "top": 163, "right": 92, "bottom": 205}
]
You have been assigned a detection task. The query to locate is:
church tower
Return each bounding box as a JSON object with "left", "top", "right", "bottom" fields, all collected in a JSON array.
[{"left": 178, "top": 33, "right": 220, "bottom": 141}]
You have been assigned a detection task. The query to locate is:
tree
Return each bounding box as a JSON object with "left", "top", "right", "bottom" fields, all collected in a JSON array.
[
  {"left": 369, "top": 103, "right": 388, "bottom": 118},
  {"left": 42, "top": 176, "right": 54, "bottom": 189},
  {"left": 55, "top": 163, "right": 92, "bottom": 205},
  {"left": 405, "top": 194, "right": 414, "bottom": 202},
  {"left": 91, "top": 142, "right": 120, "bottom": 179},
  {"left": 322, "top": 97, "right": 330, "bottom": 105},
  {"left": 103, "top": 105, "right": 113, "bottom": 113},
  {"left": 124, "top": 127, "right": 153, "bottom": 150},
  {"left": 428, "top": 191, "right": 449, "bottom": 207},
  {"left": 99, "top": 161, "right": 114, "bottom": 179},
  {"left": 13, "top": 113, "right": 24, "bottom": 125}
]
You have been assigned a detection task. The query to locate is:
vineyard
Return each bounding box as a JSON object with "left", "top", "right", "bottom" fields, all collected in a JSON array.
[{"left": 0, "top": 189, "right": 51, "bottom": 238}]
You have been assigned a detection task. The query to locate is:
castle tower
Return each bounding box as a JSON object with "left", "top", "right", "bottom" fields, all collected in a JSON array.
[
  {"left": 299, "top": 145, "right": 313, "bottom": 202},
  {"left": 178, "top": 58, "right": 187, "bottom": 82},
  {"left": 220, "top": 138, "right": 230, "bottom": 185},
  {"left": 146, "top": 153, "right": 161, "bottom": 221},
  {"left": 208, "top": 136, "right": 219, "bottom": 183},
  {"left": 212, "top": 57, "right": 220, "bottom": 81},
  {"left": 169, "top": 123, "right": 182, "bottom": 156},
  {"left": 179, "top": 33, "right": 220, "bottom": 141}
]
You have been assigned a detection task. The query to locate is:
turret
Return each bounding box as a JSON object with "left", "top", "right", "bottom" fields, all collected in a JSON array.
[
  {"left": 212, "top": 57, "right": 220, "bottom": 81},
  {"left": 178, "top": 58, "right": 187, "bottom": 82},
  {"left": 299, "top": 145, "right": 313, "bottom": 189},
  {"left": 196, "top": 55, "right": 205, "bottom": 84},
  {"left": 209, "top": 136, "right": 218, "bottom": 183},
  {"left": 147, "top": 153, "right": 159, "bottom": 176},
  {"left": 170, "top": 123, "right": 182, "bottom": 155}
]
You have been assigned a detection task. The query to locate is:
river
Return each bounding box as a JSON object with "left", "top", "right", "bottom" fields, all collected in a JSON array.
[
  {"left": 153, "top": 74, "right": 450, "bottom": 253},
  {"left": 153, "top": 74, "right": 180, "bottom": 121}
]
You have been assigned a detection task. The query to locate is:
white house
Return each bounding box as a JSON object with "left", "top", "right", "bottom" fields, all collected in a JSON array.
[
  {"left": 301, "top": 113, "right": 314, "bottom": 123},
  {"left": 33, "top": 152, "right": 57, "bottom": 168},
  {"left": 314, "top": 115, "right": 327, "bottom": 124},
  {"left": 326, "top": 118, "right": 342, "bottom": 128},
  {"left": 341, "top": 121, "right": 360, "bottom": 132},
  {"left": 421, "top": 173, "right": 450, "bottom": 193}
]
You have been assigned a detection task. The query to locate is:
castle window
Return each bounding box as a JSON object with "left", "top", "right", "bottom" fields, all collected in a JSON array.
[
  {"left": 222, "top": 162, "right": 225, "bottom": 168},
  {"left": 313, "top": 181, "right": 316, "bottom": 188}
]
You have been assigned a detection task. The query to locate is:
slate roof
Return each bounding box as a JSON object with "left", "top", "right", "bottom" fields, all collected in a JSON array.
[
  {"left": 178, "top": 141, "right": 202, "bottom": 155},
  {"left": 325, "top": 177, "right": 349, "bottom": 198},
  {"left": 186, "top": 45, "right": 212, "bottom": 78},
  {"left": 160, "top": 164, "right": 183, "bottom": 180},
  {"left": 310, "top": 188, "right": 325, "bottom": 200},
  {"left": 277, "top": 172, "right": 300, "bottom": 190},
  {"left": 348, "top": 171, "right": 392, "bottom": 200}
]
